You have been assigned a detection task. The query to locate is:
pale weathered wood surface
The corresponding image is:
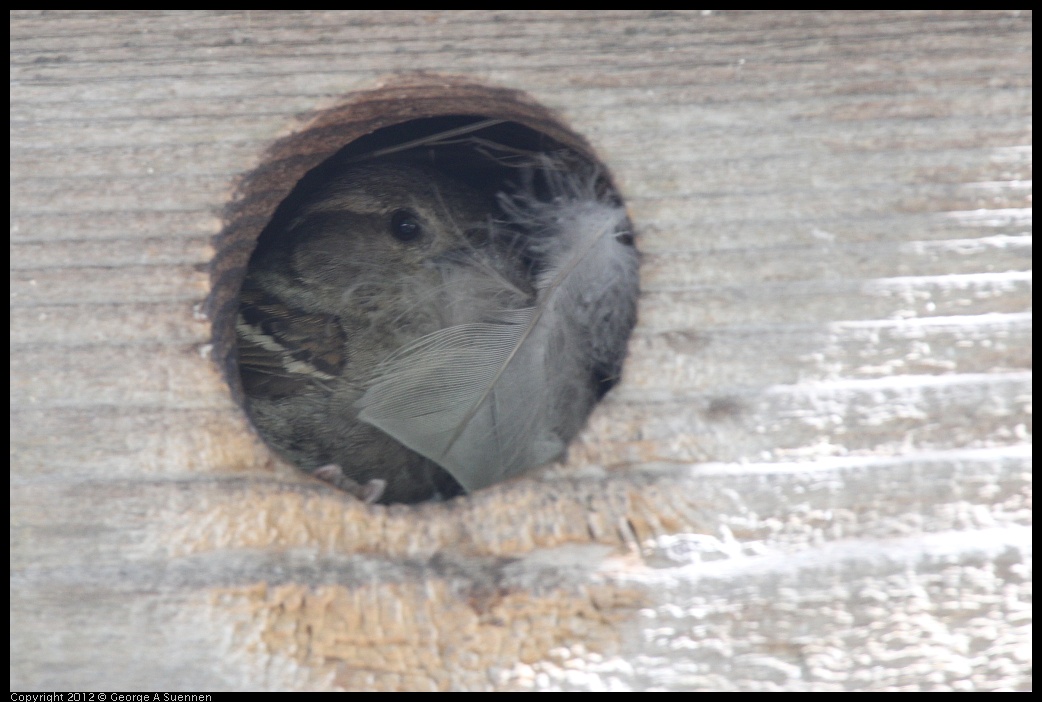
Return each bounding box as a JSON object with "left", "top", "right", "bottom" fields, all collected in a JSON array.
[{"left": 10, "top": 11, "right": 1031, "bottom": 691}]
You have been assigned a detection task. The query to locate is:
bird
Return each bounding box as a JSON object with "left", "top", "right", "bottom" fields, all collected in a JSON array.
[{"left": 237, "top": 157, "right": 639, "bottom": 504}]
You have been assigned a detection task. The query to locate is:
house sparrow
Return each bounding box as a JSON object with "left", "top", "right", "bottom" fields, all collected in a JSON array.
[{"left": 238, "top": 158, "right": 638, "bottom": 504}]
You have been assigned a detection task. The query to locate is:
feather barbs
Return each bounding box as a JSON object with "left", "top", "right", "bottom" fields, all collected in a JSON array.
[{"left": 356, "top": 166, "right": 639, "bottom": 492}]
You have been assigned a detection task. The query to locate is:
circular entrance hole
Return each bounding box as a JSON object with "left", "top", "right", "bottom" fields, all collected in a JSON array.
[{"left": 210, "top": 81, "right": 639, "bottom": 504}]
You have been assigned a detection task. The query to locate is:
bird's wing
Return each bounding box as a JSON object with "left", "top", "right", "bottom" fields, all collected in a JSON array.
[{"left": 236, "top": 279, "right": 347, "bottom": 399}]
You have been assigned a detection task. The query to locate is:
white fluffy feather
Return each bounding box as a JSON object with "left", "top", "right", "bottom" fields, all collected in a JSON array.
[{"left": 356, "top": 166, "right": 639, "bottom": 492}]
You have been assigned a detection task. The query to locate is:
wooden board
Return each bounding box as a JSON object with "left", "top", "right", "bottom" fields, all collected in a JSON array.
[{"left": 11, "top": 10, "right": 1032, "bottom": 691}]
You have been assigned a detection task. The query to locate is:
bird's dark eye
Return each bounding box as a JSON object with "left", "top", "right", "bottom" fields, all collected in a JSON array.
[{"left": 390, "top": 210, "right": 423, "bottom": 243}]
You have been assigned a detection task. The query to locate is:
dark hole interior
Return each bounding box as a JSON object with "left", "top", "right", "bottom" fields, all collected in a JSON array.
[
  {"left": 233, "top": 114, "right": 635, "bottom": 504},
  {"left": 260, "top": 116, "right": 613, "bottom": 242}
]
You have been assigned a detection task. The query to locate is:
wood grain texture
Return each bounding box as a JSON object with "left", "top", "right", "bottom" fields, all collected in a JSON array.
[{"left": 10, "top": 11, "right": 1031, "bottom": 691}]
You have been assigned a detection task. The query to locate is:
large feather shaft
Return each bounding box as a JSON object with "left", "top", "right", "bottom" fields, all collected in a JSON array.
[{"left": 357, "top": 170, "right": 639, "bottom": 491}]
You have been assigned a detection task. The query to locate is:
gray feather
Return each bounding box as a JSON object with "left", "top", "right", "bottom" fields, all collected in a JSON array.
[{"left": 356, "top": 167, "right": 639, "bottom": 492}]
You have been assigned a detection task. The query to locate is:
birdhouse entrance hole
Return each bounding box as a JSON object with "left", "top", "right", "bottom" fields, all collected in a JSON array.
[{"left": 207, "top": 78, "right": 636, "bottom": 503}]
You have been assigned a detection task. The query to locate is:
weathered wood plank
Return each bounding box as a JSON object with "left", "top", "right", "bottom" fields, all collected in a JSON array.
[{"left": 10, "top": 10, "right": 1031, "bottom": 691}]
